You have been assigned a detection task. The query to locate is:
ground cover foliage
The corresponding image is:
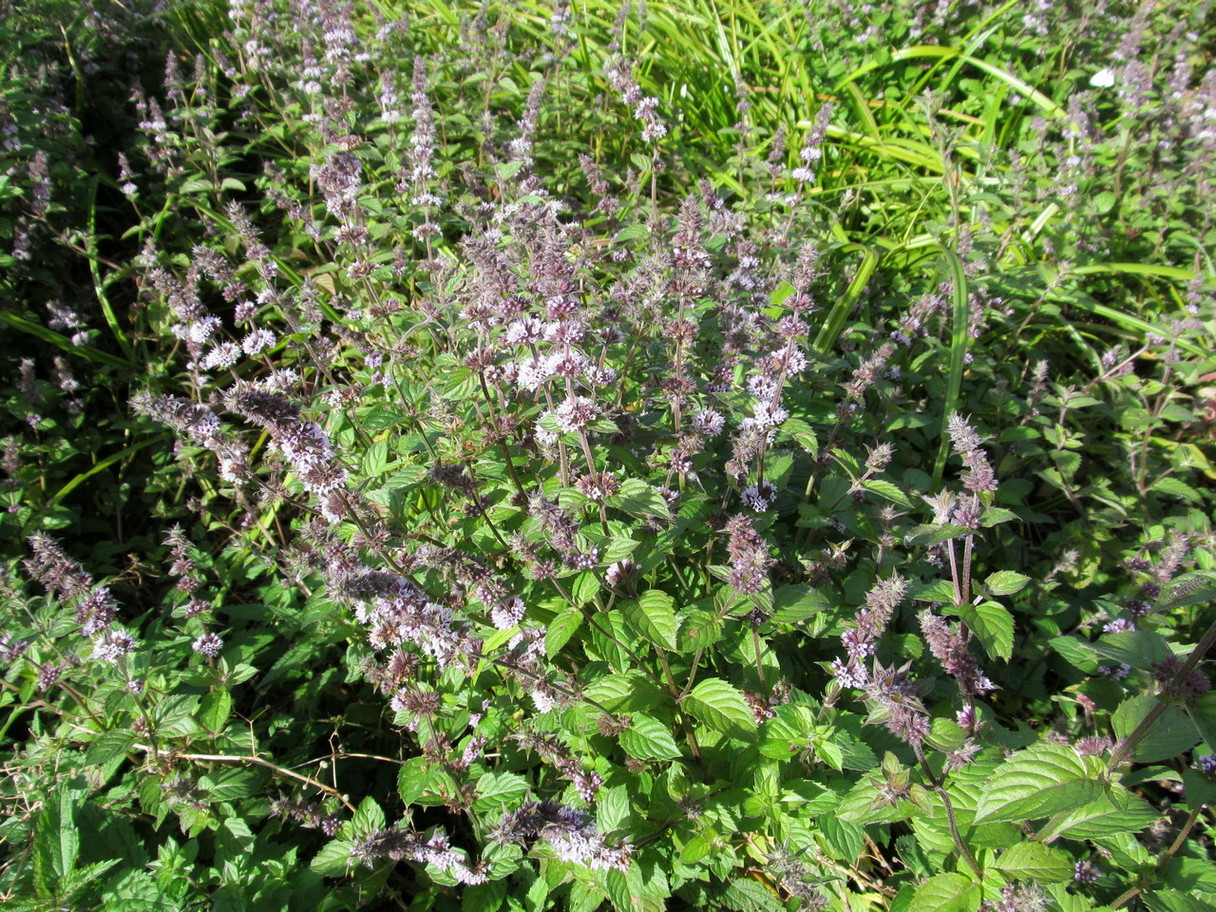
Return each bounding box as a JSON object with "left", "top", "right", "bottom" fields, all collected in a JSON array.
[{"left": 2, "top": 0, "right": 1216, "bottom": 909}]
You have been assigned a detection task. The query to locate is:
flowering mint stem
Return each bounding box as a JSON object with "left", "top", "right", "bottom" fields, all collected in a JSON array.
[
  {"left": 1107, "top": 613, "right": 1216, "bottom": 771},
  {"left": 913, "top": 744, "right": 982, "bottom": 878}
]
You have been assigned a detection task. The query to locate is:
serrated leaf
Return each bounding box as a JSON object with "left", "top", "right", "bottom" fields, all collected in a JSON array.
[
  {"left": 683, "top": 678, "right": 756, "bottom": 735},
  {"left": 197, "top": 691, "right": 232, "bottom": 734},
  {"left": 980, "top": 507, "right": 1019, "bottom": 527},
  {"left": 35, "top": 786, "right": 78, "bottom": 886},
  {"left": 719, "top": 878, "right": 783, "bottom": 912},
  {"left": 84, "top": 730, "right": 135, "bottom": 767},
  {"left": 861, "top": 479, "right": 914, "bottom": 508},
  {"left": 1042, "top": 789, "right": 1160, "bottom": 841},
  {"left": 984, "top": 571, "right": 1031, "bottom": 596},
  {"left": 1158, "top": 572, "right": 1216, "bottom": 610},
  {"left": 909, "top": 873, "right": 981, "bottom": 912},
  {"left": 1049, "top": 636, "right": 1100, "bottom": 673},
  {"left": 609, "top": 478, "right": 671, "bottom": 520},
  {"left": 347, "top": 797, "right": 385, "bottom": 838},
  {"left": 771, "top": 585, "right": 830, "bottom": 624},
  {"left": 545, "top": 609, "right": 582, "bottom": 656},
  {"left": 955, "top": 600, "right": 1014, "bottom": 661},
  {"left": 310, "top": 840, "right": 355, "bottom": 876},
  {"left": 818, "top": 814, "right": 864, "bottom": 862},
  {"left": 621, "top": 590, "right": 678, "bottom": 651},
  {"left": 397, "top": 757, "right": 437, "bottom": 806},
  {"left": 613, "top": 224, "right": 651, "bottom": 244},
  {"left": 914, "top": 579, "right": 959, "bottom": 603},
  {"left": 993, "top": 843, "right": 1072, "bottom": 883},
  {"left": 620, "top": 714, "right": 682, "bottom": 761},
  {"left": 1113, "top": 695, "right": 1200, "bottom": 762},
  {"left": 974, "top": 742, "right": 1105, "bottom": 823},
  {"left": 474, "top": 772, "right": 531, "bottom": 812},
  {"left": 1091, "top": 630, "right": 1173, "bottom": 671},
  {"left": 680, "top": 609, "right": 723, "bottom": 650},
  {"left": 1141, "top": 891, "right": 1216, "bottom": 912}
]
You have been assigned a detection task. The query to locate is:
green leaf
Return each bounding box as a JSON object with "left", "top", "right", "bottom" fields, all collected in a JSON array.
[
  {"left": 683, "top": 678, "right": 757, "bottom": 736},
  {"left": 1090, "top": 630, "right": 1172, "bottom": 671},
  {"left": 347, "top": 797, "right": 385, "bottom": 838},
  {"left": 84, "top": 730, "right": 135, "bottom": 768},
  {"left": 609, "top": 478, "right": 671, "bottom": 520},
  {"left": 620, "top": 714, "right": 682, "bottom": 761},
  {"left": 719, "top": 879, "right": 783, "bottom": 912},
  {"left": 572, "top": 570, "right": 602, "bottom": 606},
  {"left": 983, "top": 571, "right": 1031, "bottom": 597},
  {"left": 954, "top": 600, "right": 1014, "bottom": 661},
  {"left": 818, "top": 815, "right": 864, "bottom": 863},
  {"left": 197, "top": 691, "right": 232, "bottom": 734},
  {"left": 1113, "top": 695, "right": 1201, "bottom": 762},
  {"left": 398, "top": 757, "right": 438, "bottom": 806},
  {"left": 310, "top": 840, "right": 355, "bottom": 876},
  {"left": 974, "top": 742, "right": 1105, "bottom": 823},
  {"left": 621, "top": 590, "right": 678, "bottom": 651},
  {"left": 1189, "top": 692, "right": 1216, "bottom": 752},
  {"left": 861, "top": 479, "right": 914, "bottom": 508},
  {"left": 909, "top": 873, "right": 981, "bottom": 912},
  {"left": 680, "top": 609, "right": 723, "bottom": 649},
  {"left": 1042, "top": 789, "right": 1159, "bottom": 841},
  {"left": 35, "top": 786, "right": 79, "bottom": 887},
  {"left": 771, "top": 585, "right": 831, "bottom": 625},
  {"left": 993, "top": 843, "right": 1073, "bottom": 883},
  {"left": 1049, "top": 636, "right": 1100, "bottom": 673},
  {"left": 545, "top": 609, "right": 583, "bottom": 656},
  {"left": 474, "top": 772, "right": 531, "bottom": 813},
  {"left": 1141, "top": 891, "right": 1216, "bottom": 912}
]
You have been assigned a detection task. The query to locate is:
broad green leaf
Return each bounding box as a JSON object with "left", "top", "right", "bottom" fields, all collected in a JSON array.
[
  {"left": 1141, "top": 891, "right": 1216, "bottom": 912},
  {"left": 954, "top": 600, "right": 1014, "bottom": 661},
  {"left": 1042, "top": 789, "right": 1159, "bottom": 841},
  {"left": 1113, "top": 695, "right": 1200, "bottom": 762},
  {"left": 463, "top": 881, "right": 509, "bottom": 912},
  {"left": 861, "top": 479, "right": 914, "bottom": 508},
  {"left": 683, "top": 678, "right": 756, "bottom": 735},
  {"left": 1090, "top": 630, "right": 1172, "bottom": 671},
  {"left": 621, "top": 590, "right": 678, "bottom": 651},
  {"left": 771, "top": 585, "right": 831, "bottom": 625},
  {"left": 34, "top": 786, "right": 79, "bottom": 889},
  {"left": 84, "top": 730, "right": 135, "bottom": 768},
  {"left": 545, "top": 609, "right": 583, "bottom": 656},
  {"left": 680, "top": 609, "right": 724, "bottom": 649},
  {"left": 1049, "top": 636, "right": 1100, "bottom": 673},
  {"left": 909, "top": 873, "right": 981, "bottom": 912},
  {"left": 620, "top": 714, "right": 682, "bottom": 761},
  {"left": 993, "top": 843, "right": 1072, "bottom": 883},
  {"left": 1158, "top": 572, "right": 1216, "bottom": 610},
  {"left": 201, "top": 768, "right": 262, "bottom": 801},
  {"left": 974, "top": 742, "right": 1105, "bottom": 823},
  {"left": 474, "top": 772, "right": 531, "bottom": 813},
  {"left": 398, "top": 756, "right": 438, "bottom": 806},
  {"left": 585, "top": 671, "right": 666, "bottom": 712},
  {"left": 1188, "top": 692, "right": 1216, "bottom": 755},
  {"left": 719, "top": 878, "right": 783, "bottom": 912},
  {"left": 608, "top": 478, "right": 671, "bottom": 520},
  {"left": 572, "top": 570, "right": 601, "bottom": 606},
  {"left": 310, "top": 839, "right": 355, "bottom": 876},
  {"left": 347, "top": 797, "right": 385, "bottom": 838},
  {"left": 197, "top": 691, "right": 232, "bottom": 734},
  {"left": 984, "top": 571, "right": 1031, "bottom": 597},
  {"left": 818, "top": 814, "right": 864, "bottom": 863}
]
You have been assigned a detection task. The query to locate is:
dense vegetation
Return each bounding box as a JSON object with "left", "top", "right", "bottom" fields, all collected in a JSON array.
[{"left": 2, "top": 0, "right": 1215, "bottom": 910}]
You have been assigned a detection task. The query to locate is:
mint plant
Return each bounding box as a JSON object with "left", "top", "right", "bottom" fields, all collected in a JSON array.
[{"left": 2, "top": 0, "right": 1215, "bottom": 910}]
